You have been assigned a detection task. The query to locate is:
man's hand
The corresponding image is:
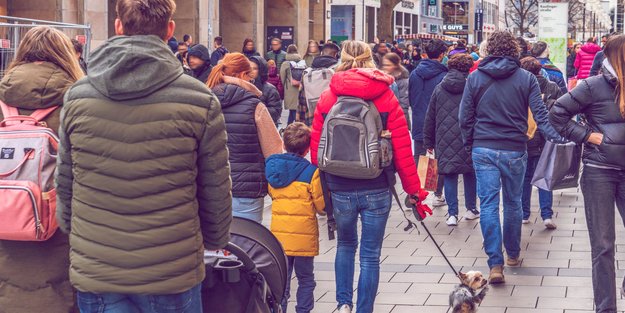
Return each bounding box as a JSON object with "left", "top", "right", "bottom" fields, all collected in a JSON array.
[{"left": 587, "top": 132, "right": 603, "bottom": 145}]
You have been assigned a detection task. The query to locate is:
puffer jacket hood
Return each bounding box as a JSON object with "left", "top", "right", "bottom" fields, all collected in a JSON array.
[
  {"left": 286, "top": 53, "right": 302, "bottom": 62},
  {"left": 250, "top": 56, "right": 269, "bottom": 86},
  {"left": 214, "top": 77, "right": 262, "bottom": 109},
  {"left": 0, "top": 62, "right": 73, "bottom": 111},
  {"left": 415, "top": 59, "right": 448, "bottom": 80},
  {"left": 88, "top": 35, "right": 182, "bottom": 101},
  {"left": 330, "top": 68, "right": 395, "bottom": 100},
  {"left": 580, "top": 42, "right": 601, "bottom": 54},
  {"left": 266, "top": 153, "right": 310, "bottom": 188},
  {"left": 440, "top": 69, "right": 467, "bottom": 94},
  {"left": 478, "top": 56, "right": 520, "bottom": 79},
  {"left": 311, "top": 55, "right": 338, "bottom": 69}
]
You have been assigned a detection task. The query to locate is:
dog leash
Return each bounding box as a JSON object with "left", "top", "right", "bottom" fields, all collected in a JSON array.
[{"left": 406, "top": 195, "right": 460, "bottom": 279}]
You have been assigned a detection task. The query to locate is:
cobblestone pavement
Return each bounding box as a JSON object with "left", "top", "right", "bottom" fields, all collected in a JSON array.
[{"left": 262, "top": 184, "right": 625, "bottom": 313}]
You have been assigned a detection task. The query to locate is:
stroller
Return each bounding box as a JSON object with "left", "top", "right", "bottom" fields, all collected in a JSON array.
[{"left": 202, "top": 217, "right": 289, "bottom": 313}]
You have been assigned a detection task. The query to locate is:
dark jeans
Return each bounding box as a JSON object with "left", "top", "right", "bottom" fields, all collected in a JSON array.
[
  {"left": 413, "top": 140, "right": 444, "bottom": 197},
  {"left": 580, "top": 166, "right": 625, "bottom": 313},
  {"left": 332, "top": 188, "right": 391, "bottom": 313},
  {"left": 522, "top": 155, "right": 554, "bottom": 220},
  {"left": 288, "top": 109, "right": 297, "bottom": 125},
  {"left": 472, "top": 147, "right": 527, "bottom": 268},
  {"left": 77, "top": 283, "right": 202, "bottom": 313},
  {"left": 444, "top": 172, "right": 477, "bottom": 217},
  {"left": 282, "top": 256, "right": 315, "bottom": 313}
]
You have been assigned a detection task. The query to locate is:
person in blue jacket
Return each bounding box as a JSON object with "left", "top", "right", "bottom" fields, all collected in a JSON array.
[
  {"left": 531, "top": 41, "right": 567, "bottom": 94},
  {"left": 408, "top": 39, "right": 448, "bottom": 206}
]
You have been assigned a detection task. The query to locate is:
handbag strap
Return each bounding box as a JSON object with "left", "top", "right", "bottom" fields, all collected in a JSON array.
[
  {"left": 0, "top": 100, "right": 19, "bottom": 118},
  {"left": 0, "top": 149, "right": 34, "bottom": 178}
]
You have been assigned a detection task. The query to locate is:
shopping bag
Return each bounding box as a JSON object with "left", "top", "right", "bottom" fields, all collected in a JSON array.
[
  {"left": 531, "top": 141, "right": 582, "bottom": 191},
  {"left": 417, "top": 154, "right": 438, "bottom": 191}
]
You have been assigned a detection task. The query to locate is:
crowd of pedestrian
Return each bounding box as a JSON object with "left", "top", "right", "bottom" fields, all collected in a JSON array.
[{"left": 0, "top": 1, "right": 624, "bottom": 313}]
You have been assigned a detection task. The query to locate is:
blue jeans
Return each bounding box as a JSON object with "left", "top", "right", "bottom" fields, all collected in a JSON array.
[
  {"left": 232, "top": 197, "right": 264, "bottom": 224},
  {"left": 77, "top": 283, "right": 202, "bottom": 313},
  {"left": 522, "top": 155, "right": 553, "bottom": 220},
  {"left": 472, "top": 147, "right": 527, "bottom": 268},
  {"left": 444, "top": 172, "right": 477, "bottom": 217},
  {"left": 282, "top": 256, "right": 315, "bottom": 313},
  {"left": 332, "top": 188, "right": 391, "bottom": 313},
  {"left": 287, "top": 110, "right": 297, "bottom": 125}
]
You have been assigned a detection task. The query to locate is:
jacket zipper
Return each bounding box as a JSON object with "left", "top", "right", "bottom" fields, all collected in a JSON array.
[{"left": 0, "top": 185, "right": 40, "bottom": 239}]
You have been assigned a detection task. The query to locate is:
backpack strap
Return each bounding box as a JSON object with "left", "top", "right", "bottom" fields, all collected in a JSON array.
[
  {"left": 0, "top": 100, "right": 19, "bottom": 118},
  {"left": 29, "top": 106, "right": 59, "bottom": 123},
  {"left": 319, "top": 171, "right": 336, "bottom": 240}
]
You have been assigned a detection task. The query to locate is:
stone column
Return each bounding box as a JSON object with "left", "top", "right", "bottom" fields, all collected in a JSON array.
[
  {"left": 173, "top": 0, "right": 199, "bottom": 45},
  {"left": 83, "top": 0, "right": 108, "bottom": 49},
  {"left": 220, "top": 0, "right": 257, "bottom": 53}
]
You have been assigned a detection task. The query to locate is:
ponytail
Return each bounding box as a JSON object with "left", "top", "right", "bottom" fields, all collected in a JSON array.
[
  {"left": 207, "top": 63, "right": 225, "bottom": 89},
  {"left": 206, "top": 52, "right": 252, "bottom": 89}
]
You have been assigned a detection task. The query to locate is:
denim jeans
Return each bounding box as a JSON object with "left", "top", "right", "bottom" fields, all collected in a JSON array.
[
  {"left": 522, "top": 155, "right": 554, "bottom": 220},
  {"left": 580, "top": 166, "right": 625, "bottom": 313},
  {"left": 281, "top": 256, "right": 315, "bottom": 313},
  {"left": 413, "top": 140, "right": 444, "bottom": 197},
  {"left": 77, "top": 283, "right": 202, "bottom": 313},
  {"left": 287, "top": 110, "right": 297, "bottom": 125},
  {"left": 232, "top": 197, "right": 264, "bottom": 223},
  {"left": 472, "top": 147, "right": 527, "bottom": 268},
  {"left": 332, "top": 188, "right": 391, "bottom": 313},
  {"left": 444, "top": 172, "right": 477, "bottom": 217}
]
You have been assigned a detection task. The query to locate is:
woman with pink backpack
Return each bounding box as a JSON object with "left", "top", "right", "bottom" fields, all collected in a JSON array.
[{"left": 0, "top": 26, "right": 83, "bottom": 312}]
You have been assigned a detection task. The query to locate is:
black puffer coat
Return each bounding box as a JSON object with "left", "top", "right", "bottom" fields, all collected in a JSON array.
[
  {"left": 527, "top": 75, "right": 564, "bottom": 157},
  {"left": 423, "top": 69, "right": 473, "bottom": 175},
  {"left": 250, "top": 56, "right": 282, "bottom": 124},
  {"left": 550, "top": 63, "right": 625, "bottom": 170}
]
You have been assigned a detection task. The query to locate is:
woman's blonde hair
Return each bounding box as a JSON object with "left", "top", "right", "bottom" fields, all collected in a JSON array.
[
  {"left": 8, "top": 26, "right": 83, "bottom": 81},
  {"left": 604, "top": 34, "right": 625, "bottom": 118},
  {"left": 336, "top": 40, "right": 376, "bottom": 72}
]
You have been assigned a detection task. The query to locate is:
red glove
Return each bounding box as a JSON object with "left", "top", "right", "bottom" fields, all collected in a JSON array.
[
  {"left": 415, "top": 202, "right": 433, "bottom": 220},
  {"left": 408, "top": 189, "right": 432, "bottom": 220}
]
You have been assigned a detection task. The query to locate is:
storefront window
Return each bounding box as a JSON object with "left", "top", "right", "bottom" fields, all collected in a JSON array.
[{"left": 331, "top": 5, "right": 355, "bottom": 43}]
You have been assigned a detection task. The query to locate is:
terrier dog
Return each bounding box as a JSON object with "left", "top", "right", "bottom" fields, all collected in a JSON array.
[{"left": 449, "top": 271, "right": 489, "bottom": 313}]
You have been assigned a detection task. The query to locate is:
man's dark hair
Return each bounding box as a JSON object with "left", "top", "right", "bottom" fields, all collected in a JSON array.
[
  {"left": 587, "top": 37, "right": 597, "bottom": 43},
  {"left": 456, "top": 39, "right": 467, "bottom": 49},
  {"left": 178, "top": 42, "right": 187, "bottom": 48},
  {"left": 602, "top": 34, "right": 609, "bottom": 39},
  {"left": 487, "top": 31, "right": 520, "bottom": 58},
  {"left": 425, "top": 39, "right": 448, "bottom": 59},
  {"left": 322, "top": 43, "right": 340, "bottom": 57},
  {"left": 520, "top": 56, "right": 542, "bottom": 75},
  {"left": 283, "top": 122, "right": 311, "bottom": 155},
  {"left": 116, "top": 0, "right": 176, "bottom": 40},
  {"left": 447, "top": 54, "right": 474, "bottom": 73},
  {"left": 183, "top": 34, "right": 191, "bottom": 42},
  {"left": 214, "top": 36, "right": 223, "bottom": 46},
  {"left": 319, "top": 40, "right": 325, "bottom": 46},
  {"left": 71, "top": 38, "right": 83, "bottom": 55},
  {"left": 516, "top": 36, "right": 529, "bottom": 55}
]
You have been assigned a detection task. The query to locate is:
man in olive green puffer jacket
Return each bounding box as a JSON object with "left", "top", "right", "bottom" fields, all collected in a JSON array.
[{"left": 55, "top": 0, "right": 231, "bottom": 311}]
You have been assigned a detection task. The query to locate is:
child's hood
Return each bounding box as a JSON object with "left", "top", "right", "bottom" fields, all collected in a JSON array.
[{"left": 265, "top": 153, "right": 311, "bottom": 188}]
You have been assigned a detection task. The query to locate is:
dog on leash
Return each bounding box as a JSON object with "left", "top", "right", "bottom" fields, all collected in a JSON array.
[{"left": 449, "top": 271, "right": 489, "bottom": 313}]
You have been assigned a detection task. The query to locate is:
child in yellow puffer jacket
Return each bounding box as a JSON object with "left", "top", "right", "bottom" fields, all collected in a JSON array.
[{"left": 266, "top": 122, "right": 325, "bottom": 313}]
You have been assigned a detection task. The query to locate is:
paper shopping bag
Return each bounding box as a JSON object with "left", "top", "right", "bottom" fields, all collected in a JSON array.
[
  {"left": 531, "top": 141, "right": 582, "bottom": 191},
  {"left": 417, "top": 155, "right": 438, "bottom": 191}
]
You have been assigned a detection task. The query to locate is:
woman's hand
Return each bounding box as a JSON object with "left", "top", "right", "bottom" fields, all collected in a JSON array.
[{"left": 587, "top": 132, "right": 604, "bottom": 145}]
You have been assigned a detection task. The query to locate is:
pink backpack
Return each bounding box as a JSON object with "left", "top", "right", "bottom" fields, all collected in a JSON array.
[{"left": 0, "top": 101, "right": 59, "bottom": 241}]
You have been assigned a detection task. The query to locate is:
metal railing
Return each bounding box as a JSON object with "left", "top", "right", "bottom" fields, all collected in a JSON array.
[{"left": 0, "top": 15, "right": 92, "bottom": 78}]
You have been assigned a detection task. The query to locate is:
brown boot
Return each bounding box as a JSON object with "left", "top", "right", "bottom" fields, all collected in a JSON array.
[
  {"left": 489, "top": 265, "right": 505, "bottom": 284},
  {"left": 506, "top": 257, "right": 520, "bottom": 267}
]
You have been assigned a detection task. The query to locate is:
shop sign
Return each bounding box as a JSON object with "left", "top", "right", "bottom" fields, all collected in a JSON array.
[{"left": 442, "top": 24, "right": 468, "bottom": 30}]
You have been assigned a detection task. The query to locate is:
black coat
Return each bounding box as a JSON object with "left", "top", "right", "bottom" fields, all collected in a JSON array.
[
  {"left": 250, "top": 56, "right": 282, "bottom": 124},
  {"left": 550, "top": 64, "right": 625, "bottom": 170},
  {"left": 423, "top": 69, "right": 473, "bottom": 175},
  {"left": 527, "top": 75, "right": 564, "bottom": 157}
]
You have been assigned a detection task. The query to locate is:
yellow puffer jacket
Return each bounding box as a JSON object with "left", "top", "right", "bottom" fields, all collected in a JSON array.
[{"left": 266, "top": 153, "right": 325, "bottom": 256}]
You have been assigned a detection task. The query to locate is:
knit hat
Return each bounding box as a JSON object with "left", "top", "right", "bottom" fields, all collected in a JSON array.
[{"left": 531, "top": 41, "right": 549, "bottom": 58}]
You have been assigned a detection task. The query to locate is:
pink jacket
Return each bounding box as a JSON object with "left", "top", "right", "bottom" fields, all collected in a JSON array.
[{"left": 574, "top": 43, "right": 601, "bottom": 79}]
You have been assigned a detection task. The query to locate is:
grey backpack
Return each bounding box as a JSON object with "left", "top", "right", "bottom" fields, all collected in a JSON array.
[
  {"left": 318, "top": 96, "right": 386, "bottom": 179},
  {"left": 302, "top": 67, "right": 334, "bottom": 118}
]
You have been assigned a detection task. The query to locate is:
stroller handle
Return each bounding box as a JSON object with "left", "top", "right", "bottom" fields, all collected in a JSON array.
[{"left": 225, "top": 242, "right": 258, "bottom": 273}]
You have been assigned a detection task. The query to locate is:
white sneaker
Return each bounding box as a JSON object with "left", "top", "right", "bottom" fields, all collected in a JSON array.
[
  {"left": 522, "top": 219, "right": 530, "bottom": 224},
  {"left": 446, "top": 215, "right": 458, "bottom": 226},
  {"left": 432, "top": 195, "right": 446, "bottom": 207},
  {"left": 464, "top": 209, "right": 480, "bottom": 220},
  {"left": 544, "top": 219, "right": 557, "bottom": 230},
  {"left": 338, "top": 304, "right": 352, "bottom": 313}
]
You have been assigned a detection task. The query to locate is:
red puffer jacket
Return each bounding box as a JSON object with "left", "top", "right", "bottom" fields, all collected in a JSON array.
[
  {"left": 574, "top": 43, "right": 601, "bottom": 79},
  {"left": 310, "top": 68, "right": 425, "bottom": 197}
]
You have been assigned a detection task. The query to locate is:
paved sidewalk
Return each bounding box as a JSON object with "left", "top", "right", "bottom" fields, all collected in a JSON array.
[{"left": 263, "top": 184, "right": 625, "bottom": 313}]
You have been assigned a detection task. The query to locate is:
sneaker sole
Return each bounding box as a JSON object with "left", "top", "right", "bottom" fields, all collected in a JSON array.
[
  {"left": 545, "top": 224, "right": 557, "bottom": 230},
  {"left": 464, "top": 215, "right": 480, "bottom": 220},
  {"left": 489, "top": 275, "right": 505, "bottom": 284}
]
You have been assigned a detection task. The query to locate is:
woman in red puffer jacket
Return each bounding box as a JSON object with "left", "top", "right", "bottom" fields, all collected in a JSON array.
[
  {"left": 310, "top": 40, "right": 429, "bottom": 313},
  {"left": 574, "top": 38, "right": 602, "bottom": 79}
]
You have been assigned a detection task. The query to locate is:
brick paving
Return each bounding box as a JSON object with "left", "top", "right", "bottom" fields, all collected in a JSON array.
[{"left": 262, "top": 184, "right": 625, "bottom": 313}]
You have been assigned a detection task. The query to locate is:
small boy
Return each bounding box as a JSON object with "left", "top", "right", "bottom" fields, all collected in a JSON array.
[{"left": 265, "top": 122, "right": 325, "bottom": 313}]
